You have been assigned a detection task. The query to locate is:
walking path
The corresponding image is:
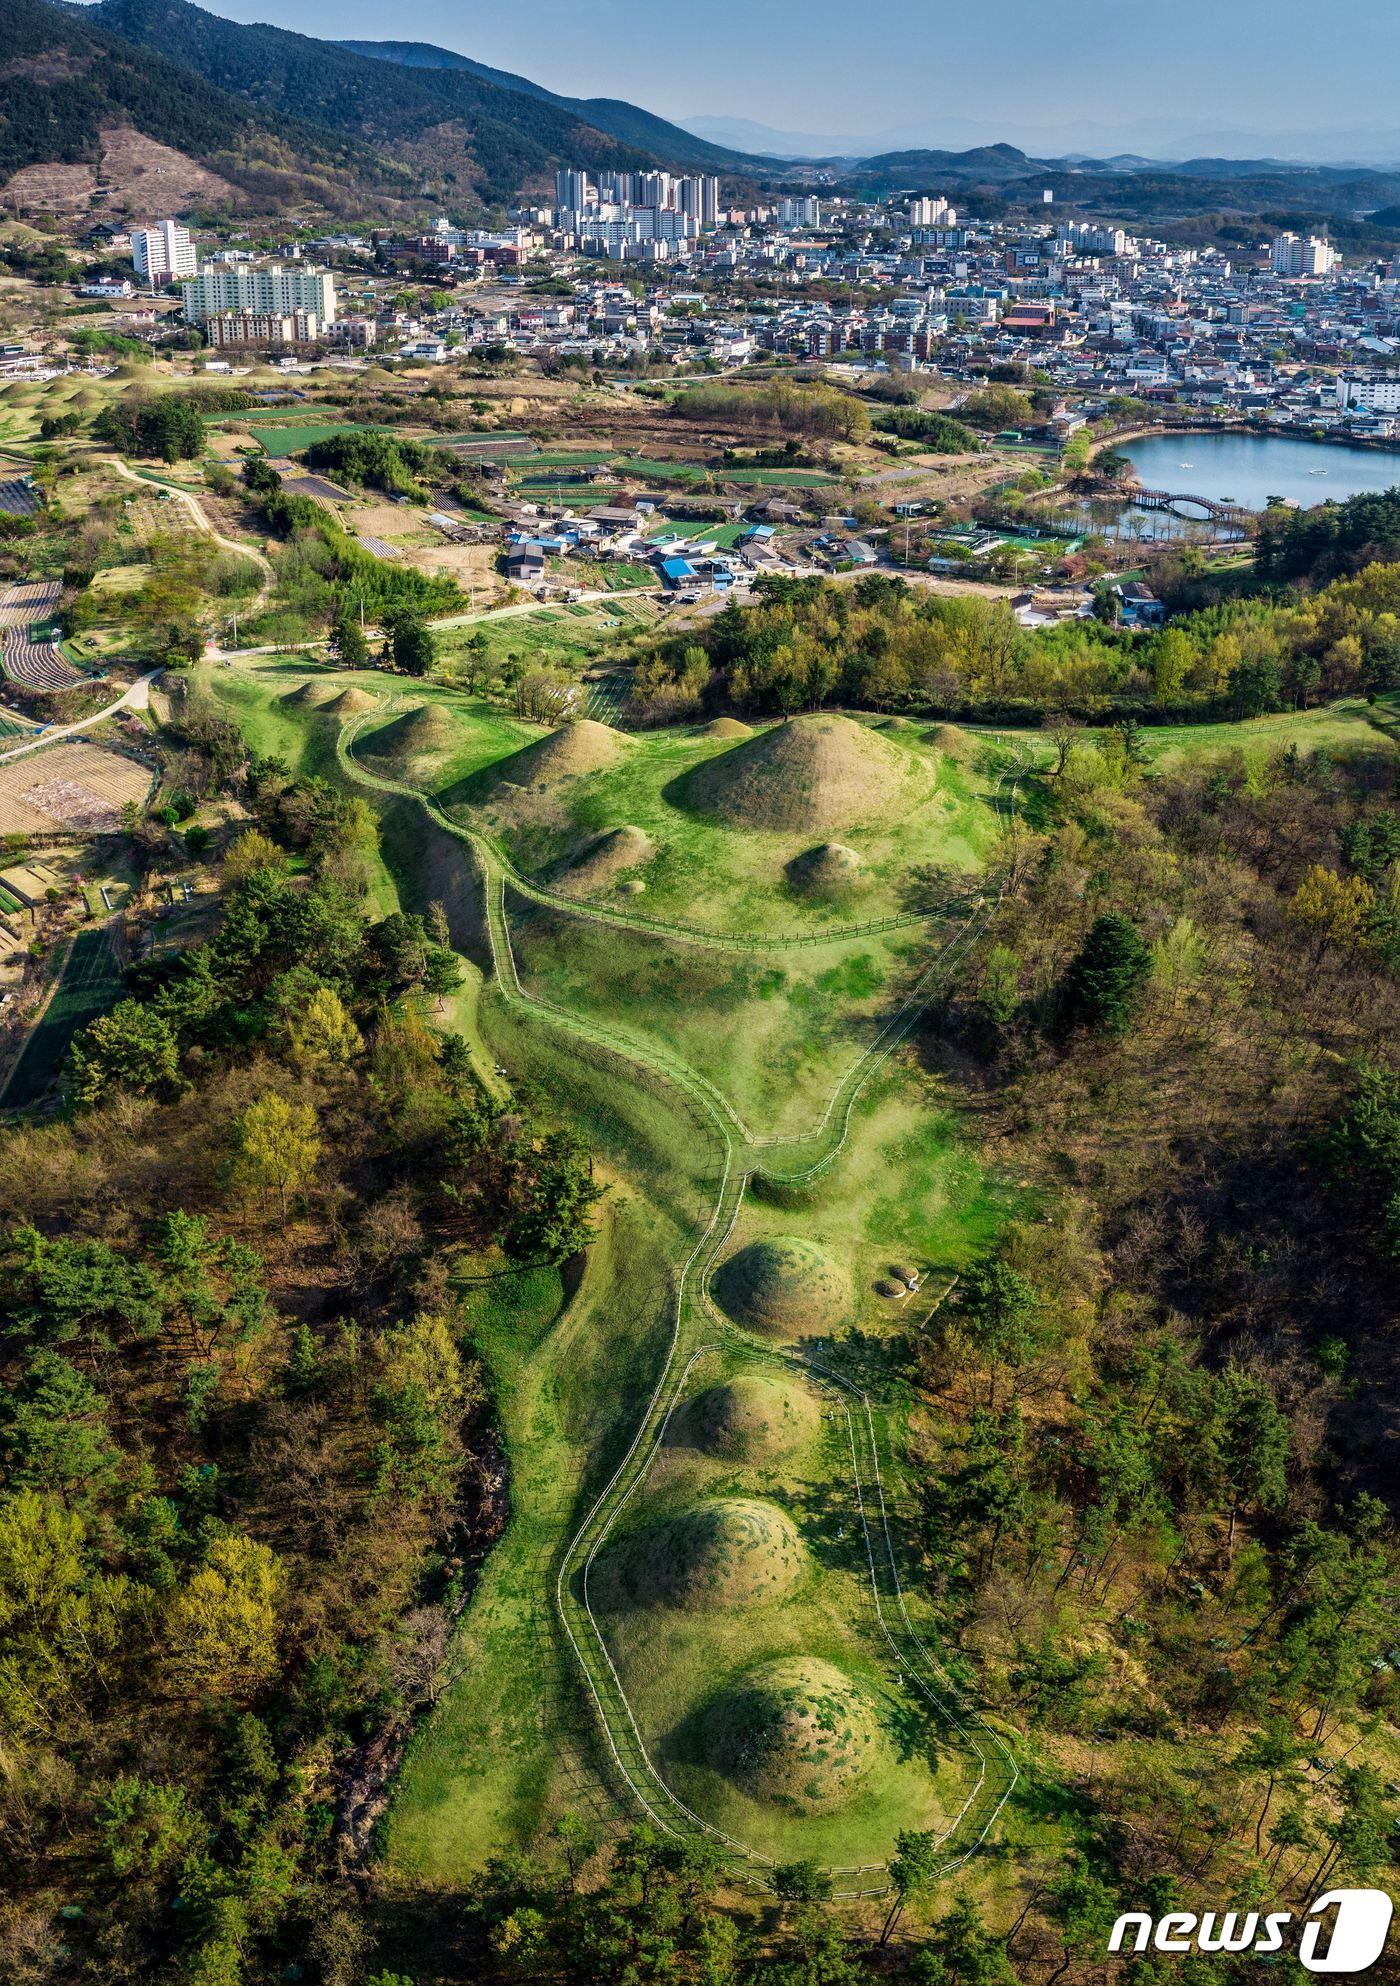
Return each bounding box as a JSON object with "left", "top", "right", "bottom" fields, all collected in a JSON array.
[{"left": 332, "top": 701, "right": 1024, "bottom": 1893}]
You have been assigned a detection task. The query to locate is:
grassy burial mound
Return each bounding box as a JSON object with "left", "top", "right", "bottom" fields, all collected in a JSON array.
[
  {"left": 680, "top": 1374, "right": 823, "bottom": 1464},
  {"left": 702, "top": 1657, "right": 888, "bottom": 1813},
  {"left": 550, "top": 825, "right": 655, "bottom": 898},
  {"left": 602, "top": 1498, "right": 809, "bottom": 1609},
  {"left": 323, "top": 686, "right": 379, "bottom": 716},
  {"left": 481, "top": 718, "right": 627, "bottom": 795},
  {"left": 713, "top": 1237, "right": 852, "bottom": 1341},
  {"left": 925, "top": 722, "right": 974, "bottom": 763},
  {"left": 281, "top": 679, "right": 340, "bottom": 709},
  {"left": 675, "top": 713, "right": 928, "bottom": 836},
  {"left": 785, "top": 842, "right": 863, "bottom": 900},
  {"left": 358, "top": 702, "right": 459, "bottom": 778},
  {"left": 698, "top": 716, "right": 753, "bottom": 740}
]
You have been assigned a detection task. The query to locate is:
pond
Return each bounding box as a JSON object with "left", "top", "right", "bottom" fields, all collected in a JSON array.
[{"left": 1120, "top": 430, "right": 1400, "bottom": 513}]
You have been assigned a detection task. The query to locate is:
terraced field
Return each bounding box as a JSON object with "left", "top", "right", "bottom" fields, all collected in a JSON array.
[
  {"left": 0, "top": 629, "right": 84, "bottom": 690},
  {"left": 0, "top": 742, "right": 153, "bottom": 835}
]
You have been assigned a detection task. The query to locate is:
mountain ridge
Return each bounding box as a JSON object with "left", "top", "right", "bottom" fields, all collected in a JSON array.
[{"left": 338, "top": 39, "right": 751, "bottom": 172}]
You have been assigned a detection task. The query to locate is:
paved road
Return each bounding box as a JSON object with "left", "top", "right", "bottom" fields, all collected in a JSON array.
[{"left": 0, "top": 671, "right": 159, "bottom": 764}]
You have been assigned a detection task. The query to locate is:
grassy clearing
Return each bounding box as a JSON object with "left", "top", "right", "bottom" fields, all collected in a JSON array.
[
  {"left": 384, "top": 1009, "right": 722, "bottom": 1882},
  {"left": 997, "top": 696, "right": 1395, "bottom": 773},
  {"left": 595, "top": 1338, "right": 974, "bottom": 1867},
  {"left": 197, "top": 662, "right": 405, "bottom": 917},
  {"left": 242, "top": 421, "right": 383, "bottom": 455},
  {"left": 3, "top": 924, "right": 123, "bottom": 1111},
  {"left": 507, "top": 894, "right": 921, "bottom": 1140},
  {"left": 214, "top": 658, "right": 1019, "bottom": 1883},
  {"left": 356, "top": 695, "right": 543, "bottom": 790},
  {"left": 441, "top": 715, "right": 1004, "bottom": 934},
  {"left": 736, "top": 1058, "right": 1014, "bottom": 1309}
]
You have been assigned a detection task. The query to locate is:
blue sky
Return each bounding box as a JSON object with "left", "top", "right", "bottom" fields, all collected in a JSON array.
[{"left": 204, "top": 0, "right": 1400, "bottom": 159}]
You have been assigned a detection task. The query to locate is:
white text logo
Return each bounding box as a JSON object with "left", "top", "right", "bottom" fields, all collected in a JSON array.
[{"left": 1108, "top": 1891, "right": 1393, "bottom": 1973}]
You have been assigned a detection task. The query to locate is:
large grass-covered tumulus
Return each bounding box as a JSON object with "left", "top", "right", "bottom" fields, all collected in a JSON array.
[
  {"left": 676, "top": 712, "right": 927, "bottom": 835},
  {"left": 702, "top": 1656, "right": 887, "bottom": 1811},
  {"left": 713, "top": 1236, "right": 852, "bottom": 1339},
  {"left": 605, "top": 1497, "right": 809, "bottom": 1608},
  {"left": 680, "top": 1374, "right": 822, "bottom": 1463}
]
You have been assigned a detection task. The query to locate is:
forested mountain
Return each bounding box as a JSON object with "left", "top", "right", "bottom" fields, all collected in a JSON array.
[
  {"left": 0, "top": 0, "right": 406, "bottom": 210},
  {"left": 84, "top": 0, "right": 720, "bottom": 205},
  {"left": 339, "top": 39, "right": 749, "bottom": 171}
]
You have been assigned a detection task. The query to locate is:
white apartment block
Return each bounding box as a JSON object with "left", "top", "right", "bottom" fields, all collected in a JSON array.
[
  {"left": 554, "top": 166, "right": 720, "bottom": 235},
  {"left": 1335, "top": 375, "right": 1400, "bottom": 412},
  {"left": 1271, "top": 232, "right": 1338, "bottom": 277},
  {"left": 907, "top": 197, "right": 955, "bottom": 228},
  {"left": 181, "top": 263, "right": 337, "bottom": 327},
  {"left": 132, "top": 220, "right": 199, "bottom": 285},
  {"left": 777, "top": 197, "right": 821, "bottom": 229}
]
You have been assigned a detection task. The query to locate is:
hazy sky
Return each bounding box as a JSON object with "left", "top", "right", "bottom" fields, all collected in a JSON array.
[{"left": 202, "top": 0, "right": 1400, "bottom": 152}]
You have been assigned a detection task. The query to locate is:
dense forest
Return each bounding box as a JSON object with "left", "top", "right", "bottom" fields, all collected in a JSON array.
[
  {"left": 0, "top": 712, "right": 603, "bottom": 1985},
  {"left": 629, "top": 563, "right": 1400, "bottom": 725}
]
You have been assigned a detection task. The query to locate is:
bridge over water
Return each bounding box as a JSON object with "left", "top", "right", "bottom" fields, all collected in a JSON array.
[{"left": 1129, "top": 486, "right": 1254, "bottom": 525}]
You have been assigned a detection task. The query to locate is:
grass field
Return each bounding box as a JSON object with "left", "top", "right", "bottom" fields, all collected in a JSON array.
[
  {"left": 647, "top": 519, "right": 750, "bottom": 550},
  {"left": 433, "top": 714, "right": 1006, "bottom": 935},
  {"left": 384, "top": 1024, "right": 721, "bottom": 1880},
  {"left": 3, "top": 924, "right": 123, "bottom": 1110},
  {"left": 215, "top": 656, "right": 1029, "bottom": 1896},
  {"left": 507, "top": 895, "right": 922, "bottom": 1139},
  {"left": 243, "top": 421, "right": 383, "bottom": 455}
]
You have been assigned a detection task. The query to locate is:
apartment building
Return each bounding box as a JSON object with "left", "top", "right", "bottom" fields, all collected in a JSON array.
[
  {"left": 181, "top": 263, "right": 337, "bottom": 327},
  {"left": 1271, "top": 232, "right": 1338, "bottom": 277},
  {"left": 205, "top": 310, "right": 324, "bottom": 350},
  {"left": 131, "top": 219, "right": 199, "bottom": 285},
  {"left": 1335, "top": 374, "right": 1400, "bottom": 412}
]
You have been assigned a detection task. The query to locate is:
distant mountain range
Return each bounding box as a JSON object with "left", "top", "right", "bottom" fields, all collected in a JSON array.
[
  {"left": 5, "top": 0, "right": 1400, "bottom": 239},
  {"left": 684, "top": 111, "right": 1400, "bottom": 169}
]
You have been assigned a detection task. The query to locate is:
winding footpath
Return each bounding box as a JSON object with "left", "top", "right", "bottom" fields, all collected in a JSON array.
[{"left": 332, "top": 702, "right": 1024, "bottom": 1894}]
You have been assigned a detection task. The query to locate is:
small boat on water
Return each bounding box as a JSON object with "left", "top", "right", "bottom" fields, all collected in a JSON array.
[
  {"left": 1179, "top": 461, "right": 1193, "bottom": 469},
  {"left": 1309, "top": 468, "right": 1328, "bottom": 475}
]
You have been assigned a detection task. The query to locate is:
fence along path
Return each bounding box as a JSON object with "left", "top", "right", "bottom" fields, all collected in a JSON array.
[
  {"left": 332, "top": 702, "right": 1023, "bottom": 1889},
  {"left": 341, "top": 706, "right": 982, "bottom": 951}
]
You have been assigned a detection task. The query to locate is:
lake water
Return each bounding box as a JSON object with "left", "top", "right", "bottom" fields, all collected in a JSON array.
[{"left": 1121, "top": 430, "right": 1400, "bottom": 513}]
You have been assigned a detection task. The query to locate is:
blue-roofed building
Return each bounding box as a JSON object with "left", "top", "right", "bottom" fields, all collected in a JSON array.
[{"left": 660, "top": 555, "right": 699, "bottom": 589}]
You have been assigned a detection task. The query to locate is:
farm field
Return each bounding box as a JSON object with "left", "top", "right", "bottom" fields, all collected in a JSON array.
[
  {"left": 0, "top": 742, "right": 153, "bottom": 836},
  {"left": 2, "top": 923, "right": 123, "bottom": 1110},
  {"left": 242, "top": 420, "right": 385, "bottom": 455}
]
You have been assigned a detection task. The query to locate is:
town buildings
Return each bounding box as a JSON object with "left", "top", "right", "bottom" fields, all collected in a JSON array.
[
  {"left": 180, "top": 263, "right": 338, "bottom": 337},
  {"left": 131, "top": 220, "right": 199, "bottom": 285}
]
